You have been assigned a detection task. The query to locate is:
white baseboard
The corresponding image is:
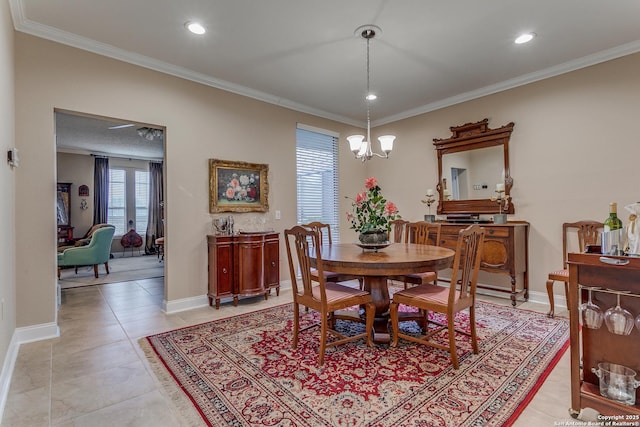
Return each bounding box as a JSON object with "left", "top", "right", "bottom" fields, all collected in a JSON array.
[
  {"left": 162, "top": 280, "right": 293, "bottom": 314},
  {"left": 162, "top": 295, "right": 209, "bottom": 314},
  {"left": 0, "top": 332, "right": 19, "bottom": 422},
  {"left": 0, "top": 322, "right": 60, "bottom": 421}
]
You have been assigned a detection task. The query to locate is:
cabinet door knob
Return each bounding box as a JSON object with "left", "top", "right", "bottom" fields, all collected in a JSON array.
[
  {"left": 222, "top": 267, "right": 227, "bottom": 274},
  {"left": 488, "top": 229, "right": 495, "bottom": 234},
  {"left": 271, "top": 261, "right": 276, "bottom": 267}
]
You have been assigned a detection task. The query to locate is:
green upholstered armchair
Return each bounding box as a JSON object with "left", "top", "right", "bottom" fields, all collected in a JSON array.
[{"left": 57, "top": 225, "right": 115, "bottom": 279}]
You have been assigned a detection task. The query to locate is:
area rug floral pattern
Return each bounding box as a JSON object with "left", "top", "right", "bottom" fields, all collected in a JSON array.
[{"left": 143, "top": 302, "right": 569, "bottom": 427}]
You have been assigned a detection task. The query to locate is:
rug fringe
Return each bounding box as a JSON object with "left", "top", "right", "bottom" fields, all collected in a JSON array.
[{"left": 138, "top": 337, "right": 207, "bottom": 427}]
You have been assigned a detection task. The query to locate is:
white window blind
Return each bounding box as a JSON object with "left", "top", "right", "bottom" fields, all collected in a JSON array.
[
  {"left": 296, "top": 125, "right": 340, "bottom": 244},
  {"left": 108, "top": 169, "right": 126, "bottom": 235},
  {"left": 135, "top": 170, "right": 149, "bottom": 233}
]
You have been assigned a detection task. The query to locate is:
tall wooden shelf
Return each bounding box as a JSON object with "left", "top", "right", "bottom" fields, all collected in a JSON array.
[{"left": 568, "top": 253, "right": 640, "bottom": 417}]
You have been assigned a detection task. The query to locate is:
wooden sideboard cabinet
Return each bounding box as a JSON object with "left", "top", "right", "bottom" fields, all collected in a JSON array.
[
  {"left": 207, "top": 232, "right": 280, "bottom": 309},
  {"left": 437, "top": 221, "right": 529, "bottom": 306},
  {"left": 568, "top": 253, "right": 640, "bottom": 418}
]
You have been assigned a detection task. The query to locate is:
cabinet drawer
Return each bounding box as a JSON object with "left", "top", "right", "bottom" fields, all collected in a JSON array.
[{"left": 483, "top": 227, "right": 510, "bottom": 238}]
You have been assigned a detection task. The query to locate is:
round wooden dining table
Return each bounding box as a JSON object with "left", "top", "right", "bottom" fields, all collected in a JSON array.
[{"left": 312, "top": 242, "right": 455, "bottom": 343}]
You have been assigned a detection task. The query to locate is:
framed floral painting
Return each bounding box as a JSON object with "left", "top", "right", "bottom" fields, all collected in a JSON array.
[{"left": 209, "top": 159, "right": 269, "bottom": 213}]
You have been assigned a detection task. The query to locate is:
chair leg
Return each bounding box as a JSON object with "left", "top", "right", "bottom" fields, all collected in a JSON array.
[
  {"left": 389, "top": 301, "right": 400, "bottom": 347},
  {"left": 57, "top": 267, "right": 61, "bottom": 279},
  {"left": 105, "top": 262, "right": 110, "bottom": 274},
  {"left": 469, "top": 304, "right": 479, "bottom": 354},
  {"left": 93, "top": 264, "right": 99, "bottom": 278},
  {"left": 364, "top": 302, "right": 375, "bottom": 347},
  {"left": 448, "top": 317, "right": 459, "bottom": 369},
  {"left": 546, "top": 279, "right": 556, "bottom": 318},
  {"left": 75, "top": 266, "right": 78, "bottom": 274},
  {"left": 318, "top": 311, "right": 328, "bottom": 366},
  {"left": 292, "top": 303, "right": 300, "bottom": 349}
]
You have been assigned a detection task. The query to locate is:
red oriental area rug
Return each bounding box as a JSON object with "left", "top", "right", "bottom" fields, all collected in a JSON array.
[{"left": 142, "top": 301, "right": 568, "bottom": 427}]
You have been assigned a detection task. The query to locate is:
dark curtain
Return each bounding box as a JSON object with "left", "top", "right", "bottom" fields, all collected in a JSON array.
[
  {"left": 145, "top": 161, "right": 164, "bottom": 254},
  {"left": 93, "top": 157, "right": 109, "bottom": 224}
]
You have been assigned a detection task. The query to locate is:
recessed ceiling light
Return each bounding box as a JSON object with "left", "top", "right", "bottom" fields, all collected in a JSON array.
[
  {"left": 366, "top": 93, "right": 377, "bottom": 101},
  {"left": 185, "top": 21, "right": 206, "bottom": 35},
  {"left": 514, "top": 33, "right": 536, "bottom": 44}
]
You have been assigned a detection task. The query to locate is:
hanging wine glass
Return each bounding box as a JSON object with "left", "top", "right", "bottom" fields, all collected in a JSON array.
[
  {"left": 604, "top": 293, "right": 634, "bottom": 335},
  {"left": 579, "top": 288, "right": 603, "bottom": 329}
]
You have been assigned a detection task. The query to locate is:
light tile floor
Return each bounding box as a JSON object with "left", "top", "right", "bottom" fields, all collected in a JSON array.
[{"left": 2, "top": 278, "right": 580, "bottom": 426}]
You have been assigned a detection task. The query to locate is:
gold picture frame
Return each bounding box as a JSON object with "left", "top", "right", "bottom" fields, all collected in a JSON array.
[{"left": 209, "top": 159, "right": 269, "bottom": 213}]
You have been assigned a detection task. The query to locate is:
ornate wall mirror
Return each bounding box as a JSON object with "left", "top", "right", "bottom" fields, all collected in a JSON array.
[{"left": 433, "top": 119, "right": 515, "bottom": 215}]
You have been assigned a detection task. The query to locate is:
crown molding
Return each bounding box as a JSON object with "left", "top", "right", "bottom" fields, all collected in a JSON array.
[{"left": 11, "top": 0, "right": 640, "bottom": 129}]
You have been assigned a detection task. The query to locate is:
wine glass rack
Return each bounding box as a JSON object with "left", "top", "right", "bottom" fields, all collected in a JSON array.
[{"left": 569, "top": 253, "right": 640, "bottom": 418}]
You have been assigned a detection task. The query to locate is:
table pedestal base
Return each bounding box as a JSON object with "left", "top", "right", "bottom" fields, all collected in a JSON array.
[{"left": 364, "top": 276, "right": 392, "bottom": 344}]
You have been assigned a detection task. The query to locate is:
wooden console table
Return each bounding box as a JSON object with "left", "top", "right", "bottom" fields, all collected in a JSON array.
[
  {"left": 437, "top": 221, "right": 529, "bottom": 306},
  {"left": 568, "top": 253, "right": 640, "bottom": 417},
  {"left": 207, "top": 232, "right": 280, "bottom": 309}
]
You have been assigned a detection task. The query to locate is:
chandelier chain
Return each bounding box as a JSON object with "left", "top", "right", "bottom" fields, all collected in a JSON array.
[{"left": 366, "top": 35, "right": 371, "bottom": 146}]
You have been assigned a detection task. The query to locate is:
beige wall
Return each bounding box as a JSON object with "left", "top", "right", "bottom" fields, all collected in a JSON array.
[
  {"left": 0, "top": 0, "right": 16, "bottom": 369},
  {"left": 13, "top": 31, "right": 640, "bottom": 330},
  {"left": 14, "top": 33, "right": 366, "bottom": 328},
  {"left": 370, "top": 52, "right": 640, "bottom": 293}
]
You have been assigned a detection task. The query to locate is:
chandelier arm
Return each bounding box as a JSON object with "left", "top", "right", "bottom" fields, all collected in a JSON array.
[{"left": 347, "top": 25, "right": 395, "bottom": 162}]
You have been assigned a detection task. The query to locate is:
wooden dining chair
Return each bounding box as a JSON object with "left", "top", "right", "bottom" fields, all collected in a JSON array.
[
  {"left": 390, "top": 224, "right": 485, "bottom": 369},
  {"left": 303, "top": 222, "right": 363, "bottom": 288},
  {"left": 391, "top": 219, "right": 409, "bottom": 243},
  {"left": 284, "top": 226, "right": 374, "bottom": 366},
  {"left": 392, "top": 222, "right": 442, "bottom": 289},
  {"left": 546, "top": 220, "right": 603, "bottom": 318}
]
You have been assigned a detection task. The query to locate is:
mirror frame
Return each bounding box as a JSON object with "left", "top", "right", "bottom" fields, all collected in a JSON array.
[{"left": 433, "top": 119, "right": 515, "bottom": 215}]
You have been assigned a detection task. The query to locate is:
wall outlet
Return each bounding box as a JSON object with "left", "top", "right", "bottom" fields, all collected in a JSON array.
[{"left": 275, "top": 210, "right": 281, "bottom": 220}]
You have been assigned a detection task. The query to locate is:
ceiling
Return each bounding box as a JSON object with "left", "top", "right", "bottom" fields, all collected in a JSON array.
[{"left": 12, "top": 0, "right": 640, "bottom": 157}]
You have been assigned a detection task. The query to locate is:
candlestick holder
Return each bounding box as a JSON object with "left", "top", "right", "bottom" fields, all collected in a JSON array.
[
  {"left": 490, "top": 189, "right": 511, "bottom": 224},
  {"left": 421, "top": 193, "right": 436, "bottom": 222}
]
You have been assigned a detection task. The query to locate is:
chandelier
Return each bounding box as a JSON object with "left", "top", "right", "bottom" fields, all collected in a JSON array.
[
  {"left": 347, "top": 25, "right": 395, "bottom": 162},
  {"left": 137, "top": 127, "right": 163, "bottom": 141}
]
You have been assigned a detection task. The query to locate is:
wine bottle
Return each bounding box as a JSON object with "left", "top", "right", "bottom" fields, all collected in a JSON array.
[{"left": 604, "top": 202, "right": 623, "bottom": 232}]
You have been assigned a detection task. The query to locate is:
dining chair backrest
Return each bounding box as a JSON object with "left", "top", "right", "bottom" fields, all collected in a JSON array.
[
  {"left": 562, "top": 221, "right": 603, "bottom": 269},
  {"left": 303, "top": 221, "right": 333, "bottom": 247},
  {"left": 448, "top": 224, "right": 485, "bottom": 306},
  {"left": 391, "top": 219, "right": 409, "bottom": 243},
  {"left": 405, "top": 221, "right": 441, "bottom": 246},
  {"left": 284, "top": 225, "right": 327, "bottom": 305}
]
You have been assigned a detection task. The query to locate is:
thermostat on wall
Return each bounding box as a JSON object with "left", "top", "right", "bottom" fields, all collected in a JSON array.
[{"left": 7, "top": 147, "right": 18, "bottom": 168}]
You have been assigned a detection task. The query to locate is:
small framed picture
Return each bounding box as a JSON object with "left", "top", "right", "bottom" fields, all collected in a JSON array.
[{"left": 209, "top": 159, "right": 269, "bottom": 213}]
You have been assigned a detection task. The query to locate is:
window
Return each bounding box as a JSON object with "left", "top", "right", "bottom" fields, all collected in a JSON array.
[
  {"left": 107, "top": 167, "right": 149, "bottom": 236},
  {"left": 296, "top": 124, "right": 340, "bottom": 244},
  {"left": 135, "top": 170, "right": 149, "bottom": 232},
  {"left": 108, "top": 169, "right": 126, "bottom": 235}
]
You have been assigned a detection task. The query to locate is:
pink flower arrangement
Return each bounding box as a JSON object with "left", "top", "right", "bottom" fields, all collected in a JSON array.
[{"left": 346, "top": 177, "right": 401, "bottom": 233}]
